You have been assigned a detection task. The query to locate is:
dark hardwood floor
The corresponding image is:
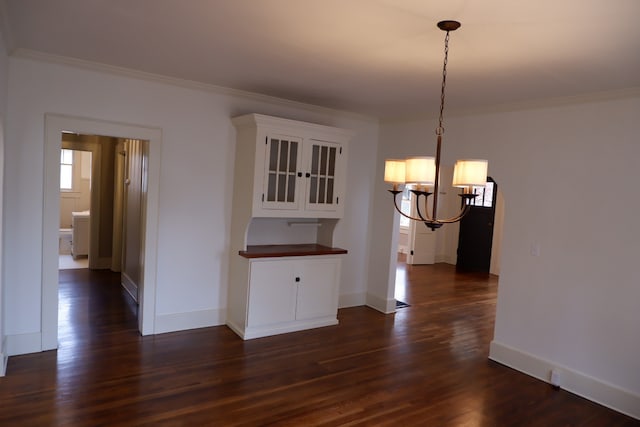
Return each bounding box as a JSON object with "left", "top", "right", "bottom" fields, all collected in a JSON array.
[{"left": 1, "top": 263, "right": 638, "bottom": 426}]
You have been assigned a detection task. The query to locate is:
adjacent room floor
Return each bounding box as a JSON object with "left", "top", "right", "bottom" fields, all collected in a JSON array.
[{"left": 58, "top": 254, "right": 88, "bottom": 270}]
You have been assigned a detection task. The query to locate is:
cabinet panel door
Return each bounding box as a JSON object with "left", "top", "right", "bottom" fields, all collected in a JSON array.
[
  {"left": 248, "top": 261, "right": 297, "bottom": 326},
  {"left": 295, "top": 259, "right": 339, "bottom": 320},
  {"left": 263, "top": 135, "right": 303, "bottom": 210},
  {"left": 304, "top": 140, "right": 341, "bottom": 212}
]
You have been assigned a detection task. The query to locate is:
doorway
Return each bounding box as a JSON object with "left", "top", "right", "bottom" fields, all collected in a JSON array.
[
  {"left": 456, "top": 177, "right": 498, "bottom": 273},
  {"left": 57, "top": 133, "right": 149, "bottom": 354},
  {"left": 387, "top": 173, "right": 504, "bottom": 313},
  {"left": 43, "top": 115, "right": 162, "bottom": 348}
]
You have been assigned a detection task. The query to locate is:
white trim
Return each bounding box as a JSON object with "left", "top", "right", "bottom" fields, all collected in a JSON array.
[
  {"left": 233, "top": 317, "right": 339, "bottom": 340},
  {"left": 489, "top": 340, "right": 640, "bottom": 420},
  {"left": 6, "top": 332, "right": 41, "bottom": 356},
  {"left": 154, "top": 309, "right": 226, "bottom": 335},
  {"left": 435, "top": 254, "right": 456, "bottom": 264},
  {"left": 14, "top": 50, "right": 640, "bottom": 124},
  {"left": 13, "top": 48, "right": 376, "bottom": 123},
  {"left": 225, "top": 320, "right": 246, "bottom": 339},
  {"left": 338, "top": 292, "right": 366, "bottom": 308},
  {"left": 121, "top": 272, "right": 138, "bottom": 303},
  {"left": 0, "top": 352, "right": 6, "bottom": 376},
  {"left": 365, "top": 293, "right": 396, "bottom": 314},
  {"left": 382, "top": 87, "right": 640, "bottom": 123},
  {"left": 0, "top": 336, "right": 7, "bottom": 376},
  {"left": 43, "top": 114, "right": 162, "bottom": 351}
]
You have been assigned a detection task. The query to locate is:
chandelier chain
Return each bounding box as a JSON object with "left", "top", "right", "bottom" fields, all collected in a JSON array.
[{"left": 437, "top": 30, "right": 450, "bottom": 135}]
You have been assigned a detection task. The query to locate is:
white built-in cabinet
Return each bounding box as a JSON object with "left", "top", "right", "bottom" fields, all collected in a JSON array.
[{"left": 227, "top": 114, "right": 351, "bottom": 340}]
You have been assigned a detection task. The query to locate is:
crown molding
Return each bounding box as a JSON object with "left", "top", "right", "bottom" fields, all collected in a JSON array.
[
  {"left": 382, "top": 86, "right": 640, "bottom": 124},
  {"left": 16, "top": 47, "right": 633, "bottom": 126},
  {"left": 451, "top": 87, "right": 640, "bottom": 118},
  {"left": 11, "top": 48, "right": 377, "bottom": 124}
]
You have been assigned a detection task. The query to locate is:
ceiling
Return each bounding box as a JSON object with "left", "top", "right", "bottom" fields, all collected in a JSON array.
[{"left": 1, "top": 0, "right": 639, "bottom": 118}]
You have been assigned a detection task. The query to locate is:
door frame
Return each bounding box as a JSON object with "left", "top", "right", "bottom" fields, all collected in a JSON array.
[{"left": 42, "top": 114, "right": 162, "bottom": 349}]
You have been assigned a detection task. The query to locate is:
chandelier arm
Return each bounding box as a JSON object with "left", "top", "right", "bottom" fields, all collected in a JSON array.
[
  {"left": 432, "top": 206, "right": 471, "bottom": 224},
  {"left": 389, "top": 190, "right": 427, "bottom": 222},
  {"left": 429, "top": 197, "right": 475, "bottom": 224},
  {"left": 410, "top": 190, "right": 433, "bottom": 222}
]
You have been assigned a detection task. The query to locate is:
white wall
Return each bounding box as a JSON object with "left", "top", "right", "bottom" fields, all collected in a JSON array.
[
  {"left": 375, "top": 92, "right": 640, "bottom": 417},
  {"left": 0, "top": 22, "right": 8, "bottom": 376},
  {"left": 3, "top": 55, "right": 378, "bottom": 353}
]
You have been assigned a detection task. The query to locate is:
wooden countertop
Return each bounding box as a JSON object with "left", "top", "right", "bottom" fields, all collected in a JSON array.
[{"left": 239, "top": 244, "right": 348, "bottom": 259}]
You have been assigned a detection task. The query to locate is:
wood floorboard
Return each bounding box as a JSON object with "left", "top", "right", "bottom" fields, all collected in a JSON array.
[{"left": 1, "top": 264, "right": 638, "bottom": 426}]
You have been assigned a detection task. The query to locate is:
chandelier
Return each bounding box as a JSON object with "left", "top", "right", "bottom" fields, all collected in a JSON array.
[{"left": 384, "top": 20, "right": 488, "bottom": 230}]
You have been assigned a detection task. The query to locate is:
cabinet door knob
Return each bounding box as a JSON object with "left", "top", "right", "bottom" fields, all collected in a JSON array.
[
  {"left": 295, "top": 277, "right": 300, "bottom": 282},
  {"left": 305, "top": 173, "right": 311, "bottom": 178},
  {"left": 297, "top": 172, "right": 302, "bottom": 177}
]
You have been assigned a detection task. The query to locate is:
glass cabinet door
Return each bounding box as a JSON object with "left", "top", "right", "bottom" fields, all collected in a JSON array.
[
  {"left": 306, "top": 140, "right": 339, "bottom": 210},
  {"left": 263, "top": 135, "right": 301, "bottom": 209}
]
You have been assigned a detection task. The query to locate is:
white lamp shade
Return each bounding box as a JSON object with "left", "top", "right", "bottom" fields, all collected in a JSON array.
[
  {"left": 452, "top": 159, "right": 488, "bottom": 187},
  {"left": 405, "top": 156, "right": 436, "bottom": 185},
  {"left": 384, "top": 159, "right": 406, "bottom": 184}
]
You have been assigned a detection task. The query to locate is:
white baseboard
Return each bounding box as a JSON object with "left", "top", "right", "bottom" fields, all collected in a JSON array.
[
  {"left": 121, "top": 272, "right": 138, "bottom": 303},
  {"left": 225, "top": 320, "right": 245, "bottom": 339},
  {"left": 231, "top": 317, "right": 339, "bottom": 340},
  {"left": 154, "top": 308, "right": 226, "bottom": 334},
  {"left": 490, "top": 340, "right": 640, "bottom": 420},
  {"left": 365, "top": 293, "right": 395, "bottom": 314},
  {"left": 0, "top": 352, "right": 6, "bottom": 376},
  {"left": 339, "top": 292, "right": 365, "bottom": 308},
  {"left": 435, "top": 254, "right": 456, "bottom": 264},
  {"left": 6, "top": 332, "right": 42, "bottom": 356},
  {"left": 0, "top": 336, "right": 7, "bottom": 376}
]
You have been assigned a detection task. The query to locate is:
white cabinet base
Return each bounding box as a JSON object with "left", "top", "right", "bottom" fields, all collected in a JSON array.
[{"left": 226, "top": 249, "right": 344, "bottom": 340}]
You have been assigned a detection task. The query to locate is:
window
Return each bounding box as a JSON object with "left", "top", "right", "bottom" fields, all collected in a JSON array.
[
  {"left": 60, "top": 149, "right": 73, "bottom": 190},
  {"left": 469, "top": 181, "right": 494, "bottom": 208}
]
